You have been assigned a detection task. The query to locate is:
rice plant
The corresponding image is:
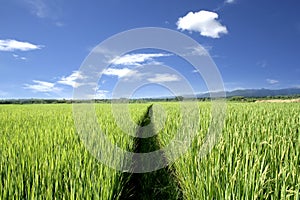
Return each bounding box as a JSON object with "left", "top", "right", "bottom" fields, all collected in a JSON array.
[
  {"left": 0, "top": 102, "right": 299, "bottom": 199},
  {"left": 0, "top": 103, "right": 149, "bottom": 199},
  {"left": 155, "top": 102, "right": 300, "bottom": 199}
]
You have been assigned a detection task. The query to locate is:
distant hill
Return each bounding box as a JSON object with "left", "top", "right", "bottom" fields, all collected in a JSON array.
[{"left": 198, "top": 88, "right": 300, "bottom": 98}]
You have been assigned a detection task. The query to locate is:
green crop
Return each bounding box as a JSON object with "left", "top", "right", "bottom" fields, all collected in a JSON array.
[
  {"left": 155, "top": 102, "right": 300, "bottom": 199},
  {"left": 0, "top": 103, "right": 149, "bottom": 199},
  {"left": 0, "top": 102, "right": 299, "bottom": 199}
]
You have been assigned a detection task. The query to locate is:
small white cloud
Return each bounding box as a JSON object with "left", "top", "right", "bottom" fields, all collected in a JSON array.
[
  {"left": 57, "top": 71, "right": 86, "bottom": 88},
  {"left": 12, "top": 54, "right": 27, "bottom": 60},
  {"left": 102, "top": 68, "right": 141, "bottom": 78},
  {"left": 0, "top": 39, "right": 42, "bottom": 52},
  {"left": 266, "top": 79, "right": 279, "bottom": 84},
  {"left": 110, "top": 53, "right": 170, "bottom": 66},
  {"left": 147, "top": 73, "right": 180, "bottom": 83},
  {"left": 94, "top": 90, "right": 109, "bottom": 99},
  {"left": 177, "top": 10, "right": 228, "bottom": 38},
  {"left": 225, "top": 0, "right": 235, "bottom": 4},
  {"left": 186, "top": 45, "right": 212, "bottom": 56},
  {"left": 84, "top": 89, "right": 109, "bottom": 99},
  {"left": 24, "top": 80, "right": 61, "bottom": 92}
]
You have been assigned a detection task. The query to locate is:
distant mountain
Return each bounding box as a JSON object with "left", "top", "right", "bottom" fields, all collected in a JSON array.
[{"left": 197, "top": 88, "right": 300, "bottom": 98}]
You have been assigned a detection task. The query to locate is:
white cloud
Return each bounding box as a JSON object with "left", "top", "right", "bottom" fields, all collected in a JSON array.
[
  {"left": 23, "top": 0, "right": 64, "bottom": 26},
  {"left": 57, "top": 71, "right": 86, "bottom": 88},
  {"left": 24, "top": 80, "right": 61, "bottom": 93},
  {"left": 83, "top": 89, "right": 109, "bottom": 99},
  {"left": 267, "top": 79, "right": 279, "bottom": 84},
  {"left": 102, "top": 68, "right": 141, "bottom": 78},
  {"left": 25, "top": 0, "right": 48, "bottom": 18},
  {"left": 94, "top": 90, "right": 109, "bottom": 99},
  {"left": 110, "top": 53, "right": 170, "bottom": 66},
  {"left": 0, "top": 39, "right": 43, "bottom": 52},
  {"left": 24, "top": 0, "right": 62, "bottom": 20},
  {"left": 225, "top": 0, "right": 235, "bottom": 4},
  {"left": 177, "top": 10, "right": 228, "bottom": 38},
  {"left": 185, "top": 45, "right": 212, "bottom": 56},
  {"left": 13, "top": 54, "right": 27, "bottom": 60},
  {"left": 147, "top": 74, "right": 180, "bottom": 83}
]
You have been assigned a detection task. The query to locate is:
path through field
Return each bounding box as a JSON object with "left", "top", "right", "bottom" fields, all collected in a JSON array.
[{"left": 119, "top": 105, "right": 183, "bottom": 200}]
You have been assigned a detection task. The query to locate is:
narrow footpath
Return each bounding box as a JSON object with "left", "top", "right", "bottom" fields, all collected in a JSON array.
[{"left": 119, "top": 105, "right": 183, "bottom": 200}]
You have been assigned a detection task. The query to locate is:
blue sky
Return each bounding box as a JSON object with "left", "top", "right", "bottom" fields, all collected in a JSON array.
[{"left": 0, "top": 0, "right": 300, "bottom": 99}]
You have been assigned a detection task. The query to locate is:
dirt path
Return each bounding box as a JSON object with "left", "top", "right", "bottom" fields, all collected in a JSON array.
[{"left": 119, "top": 105, "right": 182, "bottom": 200}]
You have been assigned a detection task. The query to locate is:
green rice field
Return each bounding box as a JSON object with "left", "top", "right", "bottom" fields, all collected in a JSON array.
[{"left": 0, "top": 102, "right": 299, "bottom": 199}]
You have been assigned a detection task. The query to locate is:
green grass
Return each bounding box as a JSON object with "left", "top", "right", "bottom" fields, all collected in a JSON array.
[{"left": 0, "top": 102, "right": 299, "bottom": 199}]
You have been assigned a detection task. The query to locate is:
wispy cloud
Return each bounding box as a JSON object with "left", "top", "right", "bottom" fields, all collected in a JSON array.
[
  {"left": 225, "top": 0, "right": 235, "bottom": 4},
  {"left": 185, "top": 45, "right": 212, "bottom": 56},
  {"left": 24, "top": 0, "right": 62, "bottom": 19},
  {"left": 147, "top": 73, "right": 180, "bottom": 83},
  {"left": 94, "top": 89, "right": 109, "bottom": 99},
  {"left": 257, "top": 60, "right": 267, "bottom": 68},
  {"left": 103, "top": 68, "right": 142, "bottom": 79},
  {"left": 177, "top": 10, "right": 228, "bottom": 38},
  {"left": 0, "top": 39, "right": 43, "bottom": 52},
  {"left": 57, "top": 71, "right": 86, "bottom": 88},
  {"left": 266, "top": 79, "right": 279, "bottom": 84},
  {"left": 24, "top": 80, "right": 61, "bottom": 93},
  {"left": 13, "top": 54, "right": 27, "bottom": 60},
  {"left": 103, "top": 66, "right": 181, "bottom": 84},
  {"left": 110, "top": 53, "right": 170, "bottom": 66},
  {"left": 23, "top": 0, "right": 64, "bottom": 26},
  {"left": 54, "top": 21, "right": 64, "bottom": 27},
  {"left": 25, "top": 0, "right": 48, "bottom": 18},
  {"left": 24, "top": 71, "right": 87, "bottom": 95}
]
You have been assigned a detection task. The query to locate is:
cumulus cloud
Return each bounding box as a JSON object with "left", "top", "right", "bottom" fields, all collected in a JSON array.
[
  {"left": 177, "top": 10, "right": 228, "bottom": 38},
  {"left": 147, "top": 74, "right": 180, "bottom": 83},
  {"left": 57, "top": 71, "right": 86, "bottom": 88},
  {"left": 266, "top": 79, "right": 279, "bottom": 84},
  {"left": 110, "top": 53, "right": 170, "bottom": 66},
  {"left": 0, "top": 39, "right": 43, "bottom": 52},
  {"left": 24, "top": 80, "right": 61, "bottom": 92}
]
